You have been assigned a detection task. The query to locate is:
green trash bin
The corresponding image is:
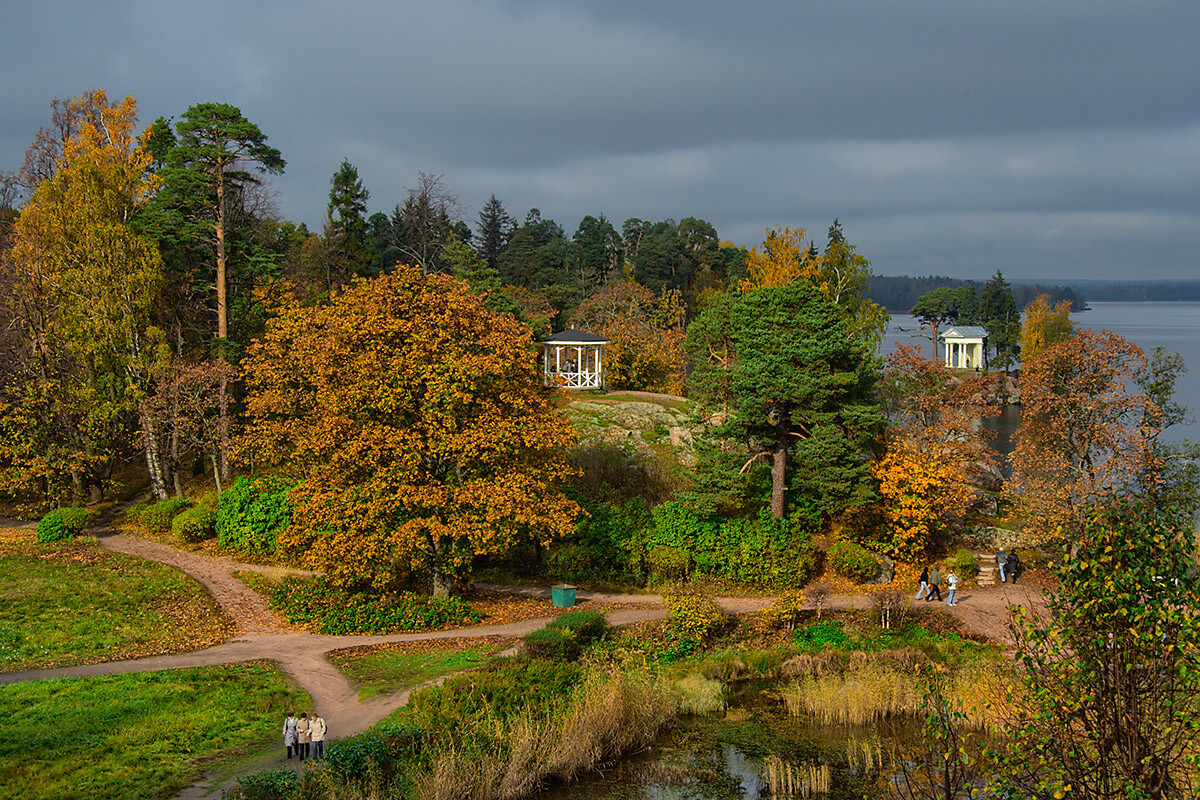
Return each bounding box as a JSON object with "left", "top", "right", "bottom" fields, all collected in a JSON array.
[{"left": 551, "top": 583, "right": 577, "bottom": 608}]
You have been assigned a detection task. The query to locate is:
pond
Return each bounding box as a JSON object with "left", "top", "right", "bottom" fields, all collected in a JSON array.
[{"left": 540, "top": 683, "right": 930, "bottom": 800}]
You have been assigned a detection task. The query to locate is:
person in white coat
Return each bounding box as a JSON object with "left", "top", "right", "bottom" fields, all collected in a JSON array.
[{"left": 947, "top": 571, "right": 959, "bottom": 606}]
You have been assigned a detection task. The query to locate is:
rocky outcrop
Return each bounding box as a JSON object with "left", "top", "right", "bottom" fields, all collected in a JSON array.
[{"left": 566, "top": 394, "right": 699, "bottom": 466}]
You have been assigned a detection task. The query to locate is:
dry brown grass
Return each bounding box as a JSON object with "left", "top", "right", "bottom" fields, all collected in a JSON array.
[{"left": 417, "top": 670, "right": 678, "bottom": 800}]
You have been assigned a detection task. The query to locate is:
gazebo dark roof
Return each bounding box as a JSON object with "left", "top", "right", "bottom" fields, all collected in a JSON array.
[{"left": 541, "top": 329, "right": 609, "bottom": 345}]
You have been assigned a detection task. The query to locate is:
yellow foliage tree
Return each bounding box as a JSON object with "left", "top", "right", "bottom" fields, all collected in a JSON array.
[
  {"left": 872, "top": 346, "right": 997, "bottom": 559},
  {"left": 872, "top": 432, "right": 978, "bottom": 561},
  {"left": 239, "top": 266, "right": 579, "bottom": 597},
  {"left": 4, "top": 90, "right": 164, "bottom": 500},
  {"left": 739, "top": 222, "right": 888, "bottom": 349},
  {"left": 1019, "top": 293, "right": 1073, "bottom": 363},
  {"left": 738, "top": 226, "right": 817, "bottom": 292}
]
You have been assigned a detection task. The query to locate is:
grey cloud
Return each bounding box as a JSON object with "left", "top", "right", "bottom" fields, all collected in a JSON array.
[{"left": 3, "top": 0, "right": 1199, "bottom": 281}]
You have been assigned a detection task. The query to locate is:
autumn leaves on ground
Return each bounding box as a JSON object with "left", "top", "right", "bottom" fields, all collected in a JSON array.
[{"left": 2, "top": 90, "right": 1198, "bottom": 800}]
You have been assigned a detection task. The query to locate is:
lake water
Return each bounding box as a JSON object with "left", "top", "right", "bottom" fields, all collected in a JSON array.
[{"left": 882, "top": 301, "right": 1200, "bottom": 444}]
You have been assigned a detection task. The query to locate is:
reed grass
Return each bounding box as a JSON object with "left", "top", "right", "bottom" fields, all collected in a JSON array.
[
  {"left": 780, "top": 661, "right": 1008, "bottom": 729},
  {"left": 416, "top": 669, "right": 678, "bottom": 800},
  {"left": 763, "top": 755, "right": 831, "bottom": 798},
  {"left": 843, "top": 736, "right": 886, "bottom": 774}
]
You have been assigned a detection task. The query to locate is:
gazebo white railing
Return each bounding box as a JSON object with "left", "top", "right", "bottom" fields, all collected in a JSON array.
[{"left": 541, "top": 329, "right": 608, "bottom": 390}]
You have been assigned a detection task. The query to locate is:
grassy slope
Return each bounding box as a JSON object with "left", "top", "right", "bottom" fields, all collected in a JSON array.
[
  {"left": 0, "top": 529, "right": 231, "bottom": 672},
  {"left": 329, "top": 644, "right": 503, "bottom": 700},
  {"left": 0, "top": 662, "right": 309, "bottom": 800}
]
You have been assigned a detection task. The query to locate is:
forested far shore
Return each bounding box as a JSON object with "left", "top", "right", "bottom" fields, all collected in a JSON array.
[{"left": 868, "top": 275, "right": 1084, "bottom": 312}]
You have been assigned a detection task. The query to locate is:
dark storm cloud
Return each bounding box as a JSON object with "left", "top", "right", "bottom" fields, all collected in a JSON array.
[{"left": 3, "top": 0, "right": 1199, "bottom": 280}]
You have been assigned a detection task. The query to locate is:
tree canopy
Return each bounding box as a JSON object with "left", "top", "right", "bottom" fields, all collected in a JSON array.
[
  {"left": 687, "top": 281, "right": 882, "bottom": 519},
  {"left": 238, "top": 266, "right": 579, "bottom": 596},
  {"left": 2, "top": 91, "right": 163, "bottom": 502},
  {"left": 1008, "top": 330, "right": 1165, "bottom": 543}
]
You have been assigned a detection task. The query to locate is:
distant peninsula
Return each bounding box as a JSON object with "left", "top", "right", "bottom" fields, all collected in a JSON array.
[{"left": 1062, "top": 279, "right": 1200, "bottom": 303}]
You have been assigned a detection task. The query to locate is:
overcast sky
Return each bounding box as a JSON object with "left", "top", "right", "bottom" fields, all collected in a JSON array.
[{"left": 4, "top": 0, "right": 1199, "bottom": 282}]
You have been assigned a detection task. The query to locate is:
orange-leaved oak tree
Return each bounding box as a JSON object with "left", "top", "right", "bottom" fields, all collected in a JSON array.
[
  {"left": 239, "top": 266, "right": 579, "bottom": 597},
  {"left": 1007, "top": 330, "right": 1162, "bottom": 545}
]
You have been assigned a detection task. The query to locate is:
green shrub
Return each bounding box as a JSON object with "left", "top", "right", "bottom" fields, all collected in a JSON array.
[
  {"left": 547, "top": 610, "right": 609, "bottom": 645},
  {"left": 139, "top": 498, "right": 193, "bottom": 533},
  {"left": 641, "top": 501, "right": 715, "bottom": 579},
  {"left": 635, "top": 503, "right": 816, "bottom": 588},
  {"left": 216, "top": 477, "right": 293, "bottom": 555},
  {"left": 523, "top": 627, "right": 580, "bottom": 661},
  {"left": 406, "top": 659, "right": 583, "bottom": 728},
  {"left": 36, "top": 507, "right": 89, "bottom": 543},
  {"left": 714, "top": 512, "right": 817, "bottom": 589},
  {"left": 794, "top": 620, "right": 853, "bottom": 651},
  {"left": 230, "top": 768, "right": 299, "bottom": 800},
  {"left": 172, "top": 502, "right": 217, "bottom": 543},
  {"left": 647, "top": 544, "right": 690, "bottom": 580},
  {"left": 827, "top": 540, "right": 879, "bottom": 583},
  {"left": 663, "top": 589, "right": 728, "bottom": 647},
  {"left": 952, "top": 548, "right": 978, "bottom": 577},
  {"left": 269, "top": 576, "right": 481, "bottom": 634},
  {"left": 546, "top": 543, "right": 595, "bottom": 582},
  {"left": 319, "top": 720, "right": 423, "bottom": 785}
]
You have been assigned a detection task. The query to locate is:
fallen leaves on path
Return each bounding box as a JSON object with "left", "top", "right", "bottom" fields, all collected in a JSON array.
[{"left": 326, "top": 636, "right": 521, "bottom": 663}]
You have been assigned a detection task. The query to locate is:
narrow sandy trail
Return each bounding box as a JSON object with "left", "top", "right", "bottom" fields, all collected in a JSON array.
[{"left": 94, "top": 528, "right": 301, "bottom": 635}]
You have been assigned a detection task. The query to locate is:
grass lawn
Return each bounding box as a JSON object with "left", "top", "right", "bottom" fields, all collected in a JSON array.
[
  {"left": 0, "top": 528, "right": 230, "bottom": 671},
  {"left": 328, "top": 640, "right": 505, "bottom": 700},
  {"left": 0, "top": 662, "right": 309, "bottom": 800}
]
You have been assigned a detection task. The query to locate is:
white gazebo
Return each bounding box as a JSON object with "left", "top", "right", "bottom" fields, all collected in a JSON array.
[
  {"left": 940, "top": 326, "right": 988, "bottom": 370},
  {"left": 541, "top": 329, "right": 608, "bottom": 389}
]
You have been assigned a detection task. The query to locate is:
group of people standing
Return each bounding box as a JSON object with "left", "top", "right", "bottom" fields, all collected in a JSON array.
[
  {"left": 283, "top": 711, "right": 327, "bottom": 761},
  {"left": 916, "top": 565, "right": 960, "bottom": 605}
]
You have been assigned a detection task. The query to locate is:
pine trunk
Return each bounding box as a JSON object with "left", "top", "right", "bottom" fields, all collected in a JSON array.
[
  {"left": 771, "top": 441, "right": 787, "bottom": 519},
  {"left": 215, "top": 161, "right": 231, "bottom": 481}
]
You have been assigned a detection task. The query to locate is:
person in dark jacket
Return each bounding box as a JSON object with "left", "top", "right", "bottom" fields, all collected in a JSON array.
[
  {"left": 916, "top": 566, "right": 930, "bottom": 600},
  {"left": 927, "top": 566, "right": 943, "bottom": 601},
  {"left": 1006, "top": 551, "right": 1020, "bottom": 584}
]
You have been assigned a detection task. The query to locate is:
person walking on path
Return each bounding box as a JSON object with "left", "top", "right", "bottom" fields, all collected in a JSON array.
[
  {"left": 297, "top": 713, "right": 311, "bottom": 760},
  {"left": 927, "top": 566, "right": 943, "bottom": 602},
  {"left": 310, "top": 713, "right": 327, "bottom": 760},
  {"left": 283, "top": 711, "right": 298, "bottom": 759},
  {"left": 946, "top": 570, "right": 959, "bottom": 606},
  {"left": 1007, "top": 551, "right": 1020, "bottom": 585},
  {"left": 996, "top": 549, "right": 1007, "bottom": 583},
  {"left": 916, "top": 566, "right": 930, "bottom": 600}
]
